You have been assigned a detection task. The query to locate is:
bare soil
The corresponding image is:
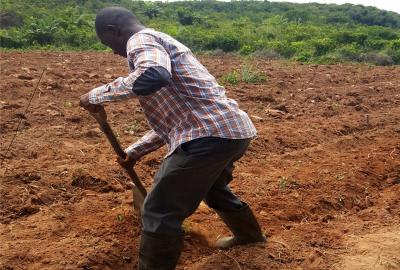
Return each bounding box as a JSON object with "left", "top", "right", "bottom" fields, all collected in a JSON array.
[{"left": 1, "top": 51, "right": 399, "bottom": 270}]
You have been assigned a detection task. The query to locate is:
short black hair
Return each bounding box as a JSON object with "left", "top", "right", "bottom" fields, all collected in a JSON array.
[{"left": 95, "top": 7, "right": 141, "bottom": 35}]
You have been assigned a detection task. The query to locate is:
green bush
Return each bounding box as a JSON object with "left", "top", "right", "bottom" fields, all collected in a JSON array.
[
  {"left": 366, "top": 39, "right": 388, "bottom": 50},
  {"left": 313, "top": 38, "right": 336, "bottom": 56},
  {"left": 0, "top": 10, "right": 24, "bottom": 28},
  {"left": 294, "top": 51, "right": 313, "bottom": 62},
  {"left": 386, "top": 40, "right": 400, "bottom": 63},
  {"left": 0, "top": 0, "right": 399, "bottom": 65},
  {"left": 239, "top": 44, "right": 255, "bottom": 55},
  {"left": 251, "top": 49, "right": 282, "bottom": 60},
  {"left": 267, "top": 40, "right": 297, "bottom": 58},
  {"left": 338, "top": 44, "right": 362, "bottom": 61},
  {"left": 0, "top": 29, "right": 24, "bottom": 48},
  {"left": 221, "top": 66, "right": 266, "bottom": 85},
  {"left": 359, "top": 52, "right": 394, "bottom": 66},
  {"left": 240, "top": 65, "right": 266, "bottom": 83},
  {"left": 206, "top": 33, "right": 240, "bottom": 52},
  {"left": 221, "top": 70, "right": 239, "bottom": 85},
  {"left": 333, "top": 31, "right": 368, "bottom": 46}
]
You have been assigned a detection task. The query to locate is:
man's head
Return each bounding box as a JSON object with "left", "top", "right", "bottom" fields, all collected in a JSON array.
[{"left": 95, "top": 7, "right": 144, "bottom": 57}]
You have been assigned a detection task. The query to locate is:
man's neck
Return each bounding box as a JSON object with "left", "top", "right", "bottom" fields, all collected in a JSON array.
[{"left": 131, "top": 24, "right": 146, "bottom": 34}]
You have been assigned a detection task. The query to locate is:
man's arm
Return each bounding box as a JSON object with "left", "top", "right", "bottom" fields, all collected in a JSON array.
[
  {"left": 83, "top": 33, "right": 172, "bottom": 106},
  {"left": 125, "top": 129, "right": 166, "bottom": 160}
]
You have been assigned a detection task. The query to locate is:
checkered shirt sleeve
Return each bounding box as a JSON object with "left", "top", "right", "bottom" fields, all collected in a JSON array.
[
  {"left": 87, "top": 33, "right": 172, "bottom": 159},
  {"left": 88, "top": 33, "right": 171, "bottom": 104},
  {"left": 124, "top": 129, "right": 165, "bottom": 160}
]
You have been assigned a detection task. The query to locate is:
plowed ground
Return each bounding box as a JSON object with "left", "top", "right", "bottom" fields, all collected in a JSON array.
[{"left": 1, "top": 52, "right": 399, "bottom": 270}]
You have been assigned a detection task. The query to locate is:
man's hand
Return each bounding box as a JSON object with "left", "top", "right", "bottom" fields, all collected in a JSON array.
[
  {"left": 80, "top": 93, "right": 107, "bottom": 120},
  {"left": 80, "top": 93, "right": 102, "bottom": 112},
  {"left": 117, "top": 154, "right": 137, "bottom": 169}
]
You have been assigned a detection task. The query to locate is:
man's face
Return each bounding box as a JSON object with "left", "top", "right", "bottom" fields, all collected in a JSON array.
[{"left": 98, "top": 30, "right": 127, "bottom": 58}]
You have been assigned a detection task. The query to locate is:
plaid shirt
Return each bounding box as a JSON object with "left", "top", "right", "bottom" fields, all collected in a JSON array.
[{"left": 89, "top": 29, "right": 256, "bottom": 159}]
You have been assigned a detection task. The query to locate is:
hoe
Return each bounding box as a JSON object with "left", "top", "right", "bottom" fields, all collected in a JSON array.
[{"left": 88, "top": 106, "right": 146, "bottom": 211}]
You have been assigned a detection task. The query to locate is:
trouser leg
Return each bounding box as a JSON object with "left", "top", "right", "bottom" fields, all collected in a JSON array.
[
  {"left": 203, "top": 161, "right": 244, "bottom": 211},
  {"left": 203, "top": 139, "right": 250, "bottom": 211},
  {"left": 201, "top": 141, "right": 266, "bottom": 249},
  {"left": 141, "top": 137, "right": 251, "bottom": 234},
  {"left": 139, "top": 137, "right": 251, "bottom": 269}
]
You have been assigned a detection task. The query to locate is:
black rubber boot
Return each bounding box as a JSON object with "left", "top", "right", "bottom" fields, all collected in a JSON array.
[
  {"left": 215, "top": 202, "right": 266, "bottom": 249},
  {"left": 138, "top": 231, "right": 184, "bottom": 270}
]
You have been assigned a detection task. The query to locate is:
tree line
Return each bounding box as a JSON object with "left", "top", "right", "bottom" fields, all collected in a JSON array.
[{"left": 1, "top": 0, "right": 399, "bottom": 65}]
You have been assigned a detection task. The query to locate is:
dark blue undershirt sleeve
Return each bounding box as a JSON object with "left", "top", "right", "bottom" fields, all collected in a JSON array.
[{"left": 132, "top": 66, "right": 171, "bottom": 96}]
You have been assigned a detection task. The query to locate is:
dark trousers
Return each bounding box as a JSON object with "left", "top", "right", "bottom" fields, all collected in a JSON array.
[{"left": 142, "top": 137, "right": 251, "bottom": 234}]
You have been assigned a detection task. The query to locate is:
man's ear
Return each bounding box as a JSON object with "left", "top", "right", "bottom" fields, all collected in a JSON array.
[{"left": 106, "top": 24, "right": 120, "bottom": 35}]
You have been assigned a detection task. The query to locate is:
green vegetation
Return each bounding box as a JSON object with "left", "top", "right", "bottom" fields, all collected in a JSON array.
[
  {"left": 1, "top": 0, "right": 400, "bottom": 65},
  {"left": 278, "top": 176, "right": 299, "bottom": 190},
  {"left": 240, "top": 65, "right": 267, "bottom": 83},
  {"left": 221, "top": 70, "right": 239, "bottom": 85},
  {"left": 222, "top": 65, "right": 267, "bottom": 85}
]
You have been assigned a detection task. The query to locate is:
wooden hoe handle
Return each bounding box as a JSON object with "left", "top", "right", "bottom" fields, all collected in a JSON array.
[{"left": 89, "top": 107, "right": 147, "bottom": 206}]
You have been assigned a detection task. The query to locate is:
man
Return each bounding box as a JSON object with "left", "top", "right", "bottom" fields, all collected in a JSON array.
[{"left": 80, "top": 6, "right": 265, "bottom": 270}]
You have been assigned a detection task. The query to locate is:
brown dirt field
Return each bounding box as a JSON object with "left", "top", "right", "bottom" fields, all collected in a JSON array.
[{"left": 0, "top": 51, "right": 399, "bottom": 270}]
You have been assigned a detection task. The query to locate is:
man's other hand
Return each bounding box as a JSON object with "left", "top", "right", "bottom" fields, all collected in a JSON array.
[{"left": 117, "top": 154, "right": 137, "bottom": 169}]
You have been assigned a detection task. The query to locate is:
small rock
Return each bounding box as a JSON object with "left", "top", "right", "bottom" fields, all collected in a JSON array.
[
  {"left": 50, "top": 125, "right": 64, "bottom": 130},
  {"left": 50, "top": 71, "right": 67, "bottom": 79},
  {"left": 46, "top": 109, "right": 62, "bottom": 116},
  {"left": 259, "top": 210, "right": 267, "bottom": 216},
  {"left": 251, "top": 115, "right": 264, "bottom": 121},
  {"left": 66, "top": 116, "right": 82, "bottom": 123},
  {"left": 344, "top": 99, "right": 359, "bottom": 106},
  {"left": 64, "top": 101, "right": 73, "bottom": 108},
  {"left": 16, "top": 74, "right": 34, "bottom": 80},
  {"left": 265, "top": 109, "right": 285, "bottom": 118},
  {"left": 277, "top": 80, "right": 286, "bottom": 87},
  {"left": 123, "top": 256, "right": 132, "bottom": 262},
  {"left": 85, "top": 128, "right": 102, "bottom": 138},
  {"left": 391, "top": 178, "right": 400, "bottom": 185},
  {"left": 273, "top": 104, "right": 289, "bottom": 113},
  {"left": 346, "top": 91, "right": 359, "bottom": 97}
]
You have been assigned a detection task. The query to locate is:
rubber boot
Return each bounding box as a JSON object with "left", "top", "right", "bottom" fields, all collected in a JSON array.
[
  {"left": 138, "top": 231, "right": 184, "bottom": 270},
  {"left": 215, "top": 202, "right": 266, "bottom": 249}
]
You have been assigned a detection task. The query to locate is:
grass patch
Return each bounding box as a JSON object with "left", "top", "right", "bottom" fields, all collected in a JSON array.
[
  {"left": 124, "top": 120, "right": 141, "bottom": 135},
  {"left": 221, "top": 65, "right": 266, "bottom": 85},
  {"left": 240, "top": 65, "right": 267, "bottom": 83}
]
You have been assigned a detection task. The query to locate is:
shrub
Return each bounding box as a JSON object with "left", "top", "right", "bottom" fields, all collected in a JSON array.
[
  {"left": 388, "top": 39, "right": 400, "bottom": 63},
  {"left": 316, "top": 53, "right": 342, "bottom": 64},
  {"left": 313, "top": 38, "right": 336, "bottom": 56},
  {"left": 207, "top": 33, "right": 240, "bottom": 52},
  {"left": 251, "top": 49, "right": 282, "bottom": 60},
  {"left": 26, "top": 21, "right": 58, "bottom": 45},
  {"left": 267, "top": 41, "right": 296, "bottom": 58},
  {"left": 359, "top": 52, "right": 394, "bottom": 66},
  {"left": 240, "top": 65, "right": 266, "bottom": 84},
  {"left": 239, "top": 44, "right": 255, "bottom": 55},
  {"left": 294, "top": 51, "right": 313, "bottom": 62},
  {"left": 390, "top": 39, "right": 400, "bottom": 50},
  {"left": 208, "top": 49, "right": 225, "bottom": 56},
  {"left": 338, "top": 44, "right": 362, "bottom": 61},
  {"left": 333, "top": 31, "right": 368, "bottom": 46},
  {"left": 221, "top": 70, "right": 239, "bottom": 85},
  {"left": 0, "top": 10, "right": 24, "bottom": 28},
  {"left": 0, "top": 29, "right": 24, "bottom": 48},
  {"left": 366, "top": 39, "right": 388, "bottom": 50}
]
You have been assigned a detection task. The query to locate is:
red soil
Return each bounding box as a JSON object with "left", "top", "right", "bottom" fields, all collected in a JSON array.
[{"left": 1, "top": 52, "right": 399, "bottom": 270}]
